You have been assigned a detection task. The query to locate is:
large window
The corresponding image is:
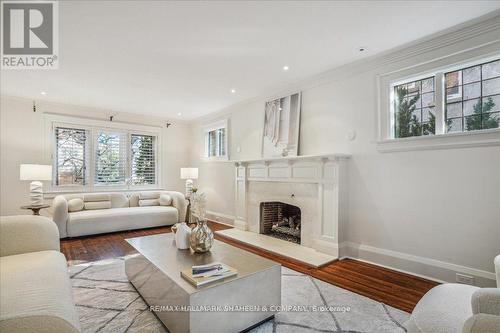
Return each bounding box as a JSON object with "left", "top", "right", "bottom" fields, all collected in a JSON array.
[
  {"left": 203, "top": 119, "right": 228, "bottom": 160},
  {"left": 445, "top": 60, "right": 500, "bottom": 132},
  {"left": 52, "top": 124, "right": 158, "bottom": 191},
  {"left": 390, "top": 58, "right": 500, "bottom": 139},
  {"left": 131, "top": 134, "right": 156, "bottom": 185},
  {"left": 394, "top": 77, "right": 435, "bottom": 138},
  {"left": 55, "top": 127, "right": 89, "bottom": 186}
]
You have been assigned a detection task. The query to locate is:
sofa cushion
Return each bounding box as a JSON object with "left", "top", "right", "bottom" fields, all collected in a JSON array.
[
  {"left": 406, "top": 283, "right": 479, "bottom": 333},
  {"left": 0, "top": 250, "right": 81, "bottom": 333},
  {"left": 159, "top": 193, "right": 172, "bottom": 206},
  {"left": 139, "top": 199, "right": 159, "bottom": 207},
  {"left": 67, "top": 206, "right": 178, "bottom": 237},
  {"left": 67, "top": 198, "right": 84, "bottom": 212},
  {"left": 84, "top": 201, "right": 111, "bottom": 210},
  {"left": 83, "top": 193, "right": 110, "bottom": 202},
  {"left": 139, "top": 192, "right": 160, "bottom": 200}
]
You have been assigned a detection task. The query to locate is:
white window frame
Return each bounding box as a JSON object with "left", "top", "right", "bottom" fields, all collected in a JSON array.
[
  {"left": 45, "top": 114, "right": 162, "bottom": 193},
  {"left": 377, "top": 53, "right": 500, "bottom": 152},
  {"left": 202, "top": 118, "right": 229, "bottom": 161}
]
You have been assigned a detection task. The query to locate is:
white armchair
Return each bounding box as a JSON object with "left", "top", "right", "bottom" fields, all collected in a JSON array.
[{"left": 407, "top": 255, "right": 500, "bottom": 333}]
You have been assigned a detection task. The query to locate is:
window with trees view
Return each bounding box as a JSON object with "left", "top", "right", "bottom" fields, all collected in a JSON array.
[
  {"left": 55, "top": 127, "right": 89, "bottom": 186},
  {"left": 445, "top": 60, "right": 500, "bottom": 132},
  {"left": 53, "top": 125, "right": 158, "bottom": 190},
  {"left": 392, "top": 58, "right": 500, "bottom": 139}
]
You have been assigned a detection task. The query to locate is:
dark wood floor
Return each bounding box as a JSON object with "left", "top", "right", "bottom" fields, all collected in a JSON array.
[{"left": 60, "top": 221, "right": 438, "bottom": 313}]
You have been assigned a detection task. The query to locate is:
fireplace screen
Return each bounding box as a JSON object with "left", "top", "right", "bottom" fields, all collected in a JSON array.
[{"left": 260, "top": 202, "right": 301, "bottom": 244}]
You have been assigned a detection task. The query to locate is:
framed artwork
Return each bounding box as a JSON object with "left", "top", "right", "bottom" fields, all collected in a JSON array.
[{"left": 261, "top": 92, "right": 301, "bottom": 158}]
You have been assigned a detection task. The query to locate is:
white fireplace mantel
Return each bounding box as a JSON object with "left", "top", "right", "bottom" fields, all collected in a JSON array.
[{"left": 232, "top": 153, "right": 350, "bottom": 259}]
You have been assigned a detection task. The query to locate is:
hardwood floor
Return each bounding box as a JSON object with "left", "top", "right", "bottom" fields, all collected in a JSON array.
[{"left": 60, "top": 222, "right": 438, "bottom": 313}]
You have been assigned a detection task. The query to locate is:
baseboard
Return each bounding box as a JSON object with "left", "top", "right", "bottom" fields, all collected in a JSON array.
[
  {"left": 342, "top": 241, "right": 497, "bottom": 287},
  {"left": 206, "top": 210, "right": 235, "bottom": 227}
]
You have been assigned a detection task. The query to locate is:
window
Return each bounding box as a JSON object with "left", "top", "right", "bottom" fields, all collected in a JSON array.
[
  {"left": 388, "top": 57, "right": 500, "bottom": 141},
  {"left": 203, "top": 119, "right": 228, "bottom": 160},
  {"left": 131, "top": 134, "right": 156, "bottom": 185},
  {"left": 445, "top": 60, "right": 500, "bottom": 132},
  {"left": 94, "top": 131, "right": 127, "bottom": 185},
  {"left": 51, "top": 120, "right": 159, "bottom": 191},
  {"left": 393, "top": 77, "right": 435, "bottom": 138},
  {"left": 55, "top": 127, "right": 89, "bottom": 186}
]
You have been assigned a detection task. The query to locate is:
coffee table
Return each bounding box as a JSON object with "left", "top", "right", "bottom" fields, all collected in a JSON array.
[{"left": 125, "top": 233, "right": 281, "bottom": 333}]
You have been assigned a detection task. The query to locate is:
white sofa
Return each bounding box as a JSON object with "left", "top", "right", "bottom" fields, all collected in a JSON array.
[
  {"left": 407, "top": 255, "right": 500, "bottom": 333},
  {"left": 0, "top": 215, "right": 81, "bottom": 333},
  {"left": 51, "top": 191, "right": 187, "bottom": 238}
]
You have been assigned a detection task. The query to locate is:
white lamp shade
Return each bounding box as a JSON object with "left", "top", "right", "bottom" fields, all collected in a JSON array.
[
  {"left": 20, "top": 164, "right": 52, "bottom": 181},
  {"left": 180, "top": 167, "right": 198, "bottom": 180}
]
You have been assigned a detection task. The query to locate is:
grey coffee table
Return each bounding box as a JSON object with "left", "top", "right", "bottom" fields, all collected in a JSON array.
[{"left": 125, "top": 233, "right": 281, "bottom": 333}]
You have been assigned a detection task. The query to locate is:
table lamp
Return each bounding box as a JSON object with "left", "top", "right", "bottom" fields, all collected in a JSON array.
[
  {"left": 180, "top": 167, "right": 198, "bottom": 198},
  {"left": 20, "top": 164, "right": 52, "bottom": 205}
]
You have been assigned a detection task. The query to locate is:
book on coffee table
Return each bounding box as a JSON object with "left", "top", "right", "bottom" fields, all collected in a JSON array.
[{"left": 181, "top": 262, "right": 238, "bottom": 287}]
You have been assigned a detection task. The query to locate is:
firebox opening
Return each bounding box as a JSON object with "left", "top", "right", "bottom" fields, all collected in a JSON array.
[{"left": 260, "top": 202, "right": 301, "bottom": 244}]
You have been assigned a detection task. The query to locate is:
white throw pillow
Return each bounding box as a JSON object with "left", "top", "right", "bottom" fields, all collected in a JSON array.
[
  {"left": 84, "top": 201, "right": 112, "bottom": 210},
  {"left": 139, "top": 192, "right": 160, "bottom": 200},
  {"left": 159, "top": 194, "right": 172, "bottom": 206},
  {"left": 67, "top": 198, "right": 84, "bottom": 212},
  {"left": 139, "top": 199, "right": 159, "bottom": 207}
]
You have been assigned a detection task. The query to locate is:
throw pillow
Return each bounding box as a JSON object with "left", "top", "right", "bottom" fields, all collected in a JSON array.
[
  {"left": 139, "top": 199, "right": 160, "bottom": 207},
  {"left": 84, "top": 201, "right": 112, "bottom": 210},
  {"left": 68, "top": 198, "right": 84, "bottom": 212},
  {"left": 159, "top": 194, "right": 172, "bottom": 206}
]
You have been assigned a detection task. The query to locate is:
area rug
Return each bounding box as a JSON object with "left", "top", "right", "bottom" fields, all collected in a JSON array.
[{"left": 69, "top": 257, "right": 409, "bottom": 333}]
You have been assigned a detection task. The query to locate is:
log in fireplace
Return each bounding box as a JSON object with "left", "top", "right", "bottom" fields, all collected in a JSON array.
[{"left": 260, "top": 202, "right": 301, "bottom": 244}]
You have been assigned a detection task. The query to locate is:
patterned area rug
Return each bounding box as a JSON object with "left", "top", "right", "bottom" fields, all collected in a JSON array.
[{"left": 69, "top": 257, "right": 409, "bottom": 333}]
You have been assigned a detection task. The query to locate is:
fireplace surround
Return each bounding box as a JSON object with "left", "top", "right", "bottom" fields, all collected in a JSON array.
[{"left": 232, "top": 153, "right": 350, "bottom": 259}]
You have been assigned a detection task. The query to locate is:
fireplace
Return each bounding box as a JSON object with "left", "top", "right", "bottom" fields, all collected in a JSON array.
[{"left": 260, "top": 202, "right": 301, "bottom": 244}]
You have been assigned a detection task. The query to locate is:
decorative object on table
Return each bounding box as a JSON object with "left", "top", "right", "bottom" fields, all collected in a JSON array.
[
  {"left": 262, "top": 92, "right": 301, "bottom": 158},
  {"left": 189, "top": 192, "right": 214, "bottom": 253},
  {"left": 180, "top": 167, "right": 198, "bottom": 198},
  {"left": 19, "top": 164, "right": 52, "bottom": 205},
  {"left": 20, "top": 204, "right": 50, "bottom": 216},
  {"left": 174, "top": 222, "right": 191, "bottom": 250},
  {"left": 181, "top": 262, "right": 237, "bottom": 287}
]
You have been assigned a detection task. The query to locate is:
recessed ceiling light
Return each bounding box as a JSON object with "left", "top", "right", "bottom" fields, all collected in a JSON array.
[
  {"left": 358, "top": 47, "right": 366, "bottom": 52},
  {"left": 230, "top": 89, "right": 236, "bottom": 94},
  {"left": 40, "top": 91, "right": 46, "bottom": 95},
  {"left": 177, "top": 112, "right": 182, "bottom": 116},
  {"left": 283, "top": 65, "right": 289, "bottom": 71}
]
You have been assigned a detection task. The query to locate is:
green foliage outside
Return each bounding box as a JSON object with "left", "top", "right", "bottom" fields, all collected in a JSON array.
[
  {"left": 131, "top": 135, "right": 155, "bottom": 185},
  {"left": 95, "top": 133, "right": 123, "bottom": 184},
  {"left": 465, "top": 97, "right": 499, "bottom": 131},
  {"left": 394, "top": 86, "right": 423, "bottom": 138}
]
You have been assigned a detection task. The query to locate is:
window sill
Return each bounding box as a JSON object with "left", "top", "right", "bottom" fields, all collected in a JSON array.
[
  {"left": 201, "top": 156, "right": 229, "bottom": 162},
  {"left": 376, "top": 128, "right": 500, "bottom": 152},
  {"left": 44, "top": 187, "right": 165, "bottom": 199}
]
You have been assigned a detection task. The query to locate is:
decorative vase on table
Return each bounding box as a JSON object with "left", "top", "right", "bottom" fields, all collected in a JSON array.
[
  {"left": 189, "top": 192, "right": 214, "bottom": 253},
  {"left": 174, "top": 222, "right": 191, "bottom": 250}
]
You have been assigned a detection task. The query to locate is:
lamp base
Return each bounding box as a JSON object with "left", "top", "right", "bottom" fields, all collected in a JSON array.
[
  {"left": 29, "top": 181, "right": 44, "bottom": 206},
  {"left": 185, "top": 179, "right": 193, "bottom": 198}
]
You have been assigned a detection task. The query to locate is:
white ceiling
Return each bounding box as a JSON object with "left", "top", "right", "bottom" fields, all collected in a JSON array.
[{"left": 2, "top": 1, "right": 500, "bottom": 120}]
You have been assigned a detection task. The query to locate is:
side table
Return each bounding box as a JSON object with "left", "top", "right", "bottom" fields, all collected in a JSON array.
[{"left": 21, "top": 204, "right": 50, "bottom": 215}]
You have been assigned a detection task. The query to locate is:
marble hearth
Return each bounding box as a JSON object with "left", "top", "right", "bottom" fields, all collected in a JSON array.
[{"left": 215, "top": 154, "right": 350, "bottom": 265}]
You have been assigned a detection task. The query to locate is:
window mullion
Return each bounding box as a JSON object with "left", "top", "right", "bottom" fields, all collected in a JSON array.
[{"left": 435, "top": 72, "right": 445, "bottom": 135}]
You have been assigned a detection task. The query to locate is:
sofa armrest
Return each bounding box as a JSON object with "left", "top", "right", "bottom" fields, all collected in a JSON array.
[
  {"left": 462, "top": 314, "right": 500, "bottom": 333},
  {"left": 52, "top": 195, "right": 69, "bottom": 238},
  {"left": 164, "top": 191, "right": 187, "bottom": 222},
  {"left": 472, "top": 288, "right": 500, "bottom": 316},
  {"left": 0, "top": 215, "right": 60, "bottom": 257}
]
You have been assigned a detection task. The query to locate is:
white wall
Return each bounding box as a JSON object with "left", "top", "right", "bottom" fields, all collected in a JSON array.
[
  {"left": 0, "top": 96, "right": 192, "bottom": 215},
  {"left": 191, "top": 15, "right": 500, "bottom": 285}
]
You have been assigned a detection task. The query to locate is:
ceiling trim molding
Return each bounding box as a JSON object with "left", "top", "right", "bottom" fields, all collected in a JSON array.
[{"left": 194, "top": 9, "right": 500, "bottom": 123}]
